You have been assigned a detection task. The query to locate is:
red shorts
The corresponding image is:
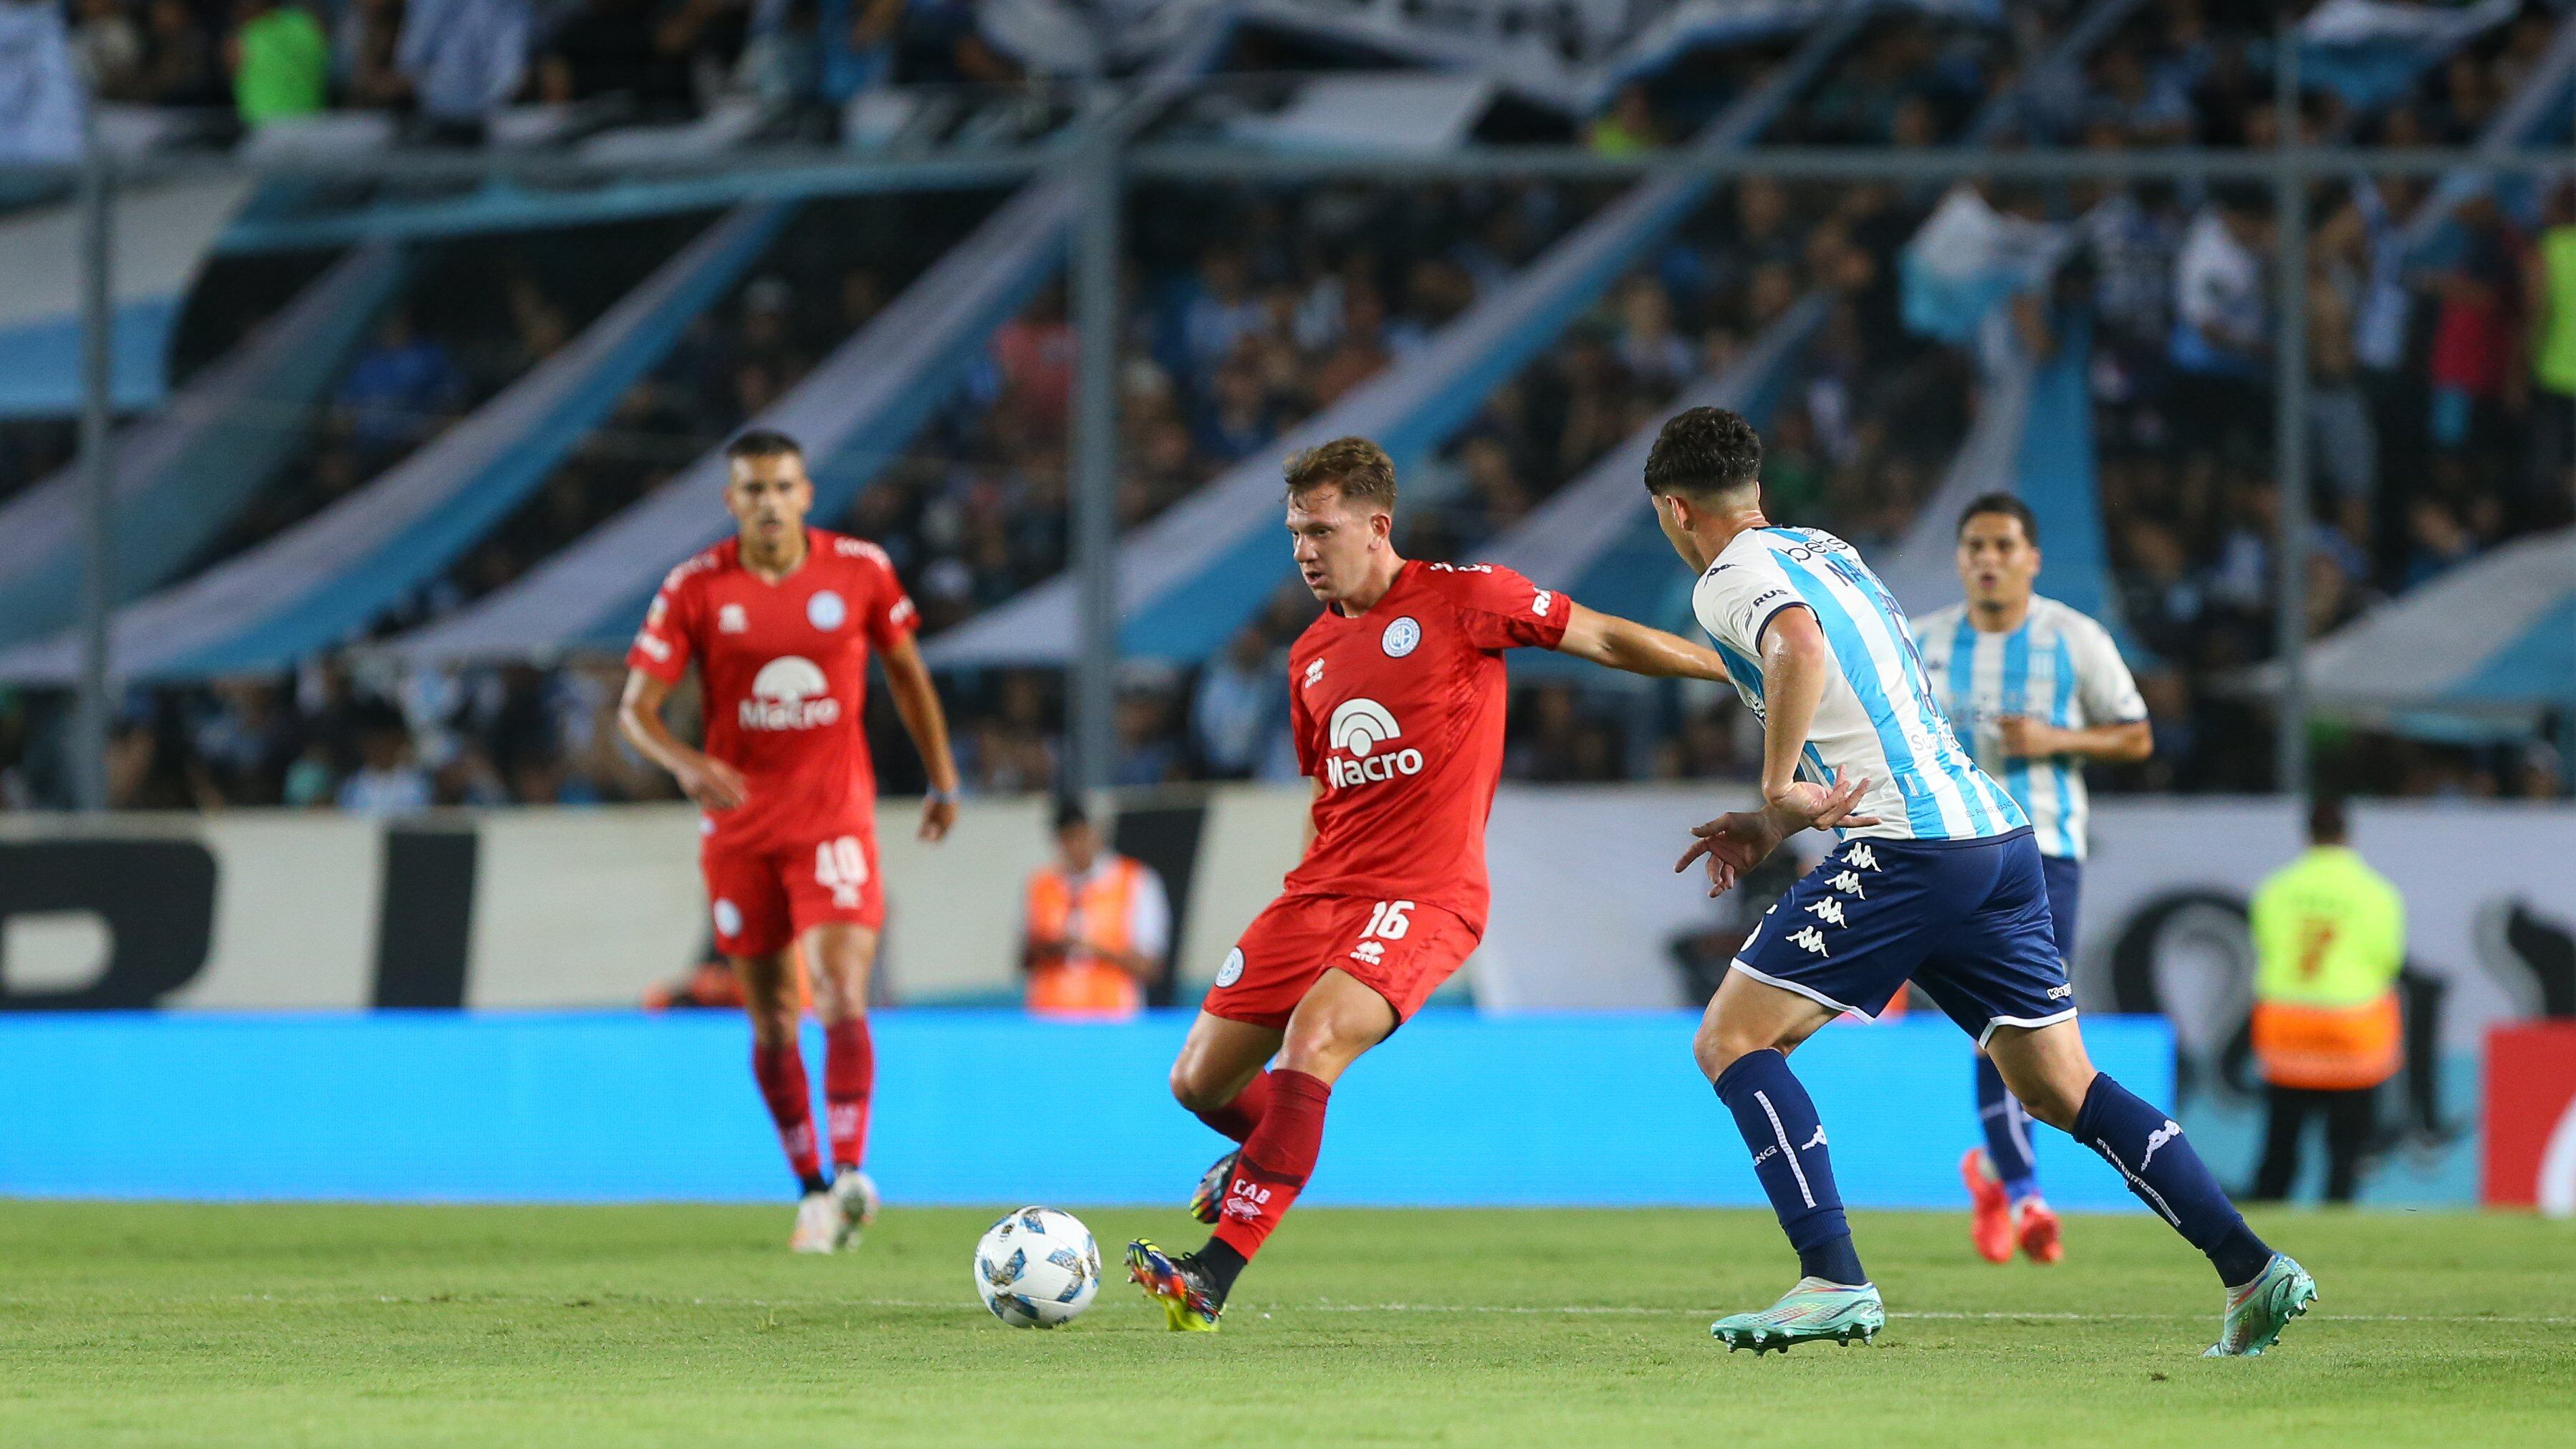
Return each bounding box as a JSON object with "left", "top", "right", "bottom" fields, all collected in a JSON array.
[
  {"left": 1202, "top": 892, "right": 1479, "bottom": 1030},
  {"left": 701, "top": 828, "right": 883, "bottom": 958}
]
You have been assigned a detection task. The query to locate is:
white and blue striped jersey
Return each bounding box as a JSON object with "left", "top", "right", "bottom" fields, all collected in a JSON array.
[
  {"left": 1913, "top": 595, "right": 2147, "bottom": 862},
  {"left": 1692, "top": 526, "right": 2027, "bottom": 843}
]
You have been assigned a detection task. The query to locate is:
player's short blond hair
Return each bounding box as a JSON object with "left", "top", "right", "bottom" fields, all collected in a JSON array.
[{"left": 1284, "top": 436, "right": 1398, "bottom": 511}]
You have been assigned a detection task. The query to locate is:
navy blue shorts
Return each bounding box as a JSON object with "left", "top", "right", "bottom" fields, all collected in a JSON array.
[
  {"left": 2039, "top": 853, "right": 2080, "bottom": 963},
  {"left": 1732, "top": 828, "right": 2077, "bottom": 1046}
]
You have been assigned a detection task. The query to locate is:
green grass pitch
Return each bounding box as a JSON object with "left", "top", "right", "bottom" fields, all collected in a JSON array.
[{"left": 2, "top": 1202, "right": 2569, "bottom": 1446}]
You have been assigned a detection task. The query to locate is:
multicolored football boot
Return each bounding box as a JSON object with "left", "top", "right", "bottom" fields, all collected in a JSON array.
[
  {"left": 1190, "top": 1149, "right": 1239, "bottom": 1226},
  {"left": 1128, "top": 1238, "right": 1222, "bottom": 1332},
  {"left": 1712, "top": 1278, "right": 1884, "bottom": 1354},
  {"left": 2204, "top": 1254, "right": 2317, "bottom": 1357}
]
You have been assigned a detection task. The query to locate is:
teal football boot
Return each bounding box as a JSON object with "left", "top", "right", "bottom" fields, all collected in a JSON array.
[
  {"left": 2204, "top": 1254, "right": 2318, "bottom": 1357},
  {"left": 1712, "top": 1278, "right": 1884, "bottom": 1354}
]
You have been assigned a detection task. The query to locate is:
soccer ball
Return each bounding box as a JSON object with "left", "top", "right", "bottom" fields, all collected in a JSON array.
[{"left": 973, "top": 1207, "right": 1101, "bottom": 1328}]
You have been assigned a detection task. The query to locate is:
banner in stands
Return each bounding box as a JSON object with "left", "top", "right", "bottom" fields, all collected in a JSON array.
[{"left": 2, "top": 794, "right": 2570, "bottom": 1054}]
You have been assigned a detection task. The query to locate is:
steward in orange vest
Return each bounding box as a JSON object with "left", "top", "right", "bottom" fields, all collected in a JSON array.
[{"left": 1022, "top": 799, "right": 1170, "bottom": 1019}]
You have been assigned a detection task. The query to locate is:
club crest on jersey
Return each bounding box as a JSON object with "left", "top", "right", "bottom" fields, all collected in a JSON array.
[
  {"left": 718, "top": 602, "right": 749, "bottom": 634},
  {"left": 740, "top": 655, "right": 840, "bottom": 731},
  {"left": 1325, "top": 698, "right": 1424, "bottom": 789},
  {"left": 1381, "top": 616, "right": 1421, "bottom": 658},
  {"left": 807, "top": 589, "right": 847, "bottom": 630},
  {"left": 1215, "top": 948, "right": 1244, "bottom": 988}
]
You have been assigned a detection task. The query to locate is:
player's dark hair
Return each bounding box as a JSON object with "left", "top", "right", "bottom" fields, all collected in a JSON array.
[
  {"left": 1643, "top": 407, "right": 1762, "bottom": 501},
  {"left": 726, "top": 428, "right": 805, "bottom": 463},
  {"left": 1052, "top": 796, "right": 1090, "bottom": 833},
  {"left": 1284, "top": 436, "right": 1398, "bottom": 511},
  {"left": 1957, "top": 493, "right": 2040, "bottom": 545},
  {"left": 2307, "top": 794, "right": 2349, "bottom": 845}
]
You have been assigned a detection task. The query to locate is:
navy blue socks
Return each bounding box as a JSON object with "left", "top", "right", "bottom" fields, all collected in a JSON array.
[
  {"left": 1975, "top": 1053, "right": 2040, "bottom": 1203},
  {"left": 2073, "top": 1073, "right": 2272, "bottom": 1286},
  {"left": 1714, "top": 1050, "right": 1868, "bottom": 1286}
]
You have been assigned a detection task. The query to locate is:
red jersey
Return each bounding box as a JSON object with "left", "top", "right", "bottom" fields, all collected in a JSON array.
[
  {"left": 626, "top": 529, "right": 918, "bottom": 852},
  {"left": 1282, "top": 559, "right": 1571, "bottom": 933}
]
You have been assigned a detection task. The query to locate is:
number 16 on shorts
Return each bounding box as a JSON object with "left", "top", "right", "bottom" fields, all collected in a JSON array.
[{"left": 1350, "top": 900, "right": 1412, "bottom": 966}]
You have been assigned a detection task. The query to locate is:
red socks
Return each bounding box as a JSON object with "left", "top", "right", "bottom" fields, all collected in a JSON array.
[
  {"left": 1194, "top": 1069, "right": 1276, "bottom": 1144},
  {"left": 824, "top": 1017, "right": 874, "bottom": 1173},
  {"left": 751, "top": 1040, "right": 821, "bottom": 1178},
  {"left": 1210, "top": 1069, "right": 1331, "bottom": 1260}
]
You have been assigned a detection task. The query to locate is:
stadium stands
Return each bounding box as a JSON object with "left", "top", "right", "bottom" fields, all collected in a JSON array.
[{"left": 0, "top": 0, "right": 2570, "bottom": 812}]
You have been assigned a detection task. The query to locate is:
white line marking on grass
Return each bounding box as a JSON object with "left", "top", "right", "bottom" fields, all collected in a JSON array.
[{"left": 80, "top": 1293, "right": 2567, "bottom": 1330}]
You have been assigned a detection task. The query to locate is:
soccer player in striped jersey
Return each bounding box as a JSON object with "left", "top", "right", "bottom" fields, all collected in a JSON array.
[
  {"left": 1913, "top": 494, "right": 2152, "bottom": 1268},
  {"left": 1647, "top": 408, "right": 2312, "bottom": 1358}
]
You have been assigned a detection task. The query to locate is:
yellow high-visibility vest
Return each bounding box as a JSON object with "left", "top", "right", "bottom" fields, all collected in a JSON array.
[{"left": 2249, "top": 845, "right": 2406, "bottom": 1089}]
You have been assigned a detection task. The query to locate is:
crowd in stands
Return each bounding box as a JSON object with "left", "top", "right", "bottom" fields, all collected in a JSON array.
[
  {"left": 61, "top": 0, "right": 1025, "bottom": 140},
  {"left": 4, "top": 0, "right": 2572, "bottom": 811}
]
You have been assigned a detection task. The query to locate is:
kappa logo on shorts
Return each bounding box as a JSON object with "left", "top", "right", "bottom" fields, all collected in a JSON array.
[
  {"left": 1827, "top": 870, "right": 1867, "bottom": 898},
  {"left": 1788, "top": 926, "right": 1830, "bottom": 957},
  {"left": 1804, "top": 898, "right": 1847, "bottom": 928},
  {"left": 1215, "top": 948, "right": 1244, "bottom": 988},
  {"left": 1842, "top": 843, "right": 1880, "bottom": 872}
]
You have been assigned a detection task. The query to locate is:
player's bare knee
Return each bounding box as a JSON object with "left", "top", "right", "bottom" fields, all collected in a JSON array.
[
  {"left": 1694, "top": 1016, "right": 1785, "bottom": 1082},
  {"left": 1168, "top": 1060, "right": 1230, "bottom": 1114},
  {"left": 1277, "top": 1019, "right": 1368, "bottom": 1080}
]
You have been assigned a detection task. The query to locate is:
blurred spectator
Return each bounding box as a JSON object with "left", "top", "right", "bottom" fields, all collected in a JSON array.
[
  {"left": 225, "top": 0, "right": 328, "bottom": 127},
  {"left": 336, "top": 309, "right": 467, "bottom": 464},
  {"left": 336, "top": 703, "right": 431, "bottom": 814},
  {"left": 1190, "top": 625, "right": 1281, "bottom": 780},
  {"left": 1587, "top": 83, "right": 1664, "bottom": 156},
  {"left": 2168, "top": 185, "right": 2270, "bottom": 444},
  {"left": 136, "top": 0, "right": 221, "bottom": 107},
  {"left": 539, "top": 0, "right": 691, "bottom": 113},
  {"left": 2427, "top": 197, "right": 2524, "bottom": 465},
  {"left": 1020, "top": 797, "right": 1168, "bottom": 1019},
  {"left": 396, "top": 0, "right": 532, "bottom": 140},
  {"left": 2533, "top": 184, "right": 2576, "bottom": 502},
  {"left": 72, "top": 0, "right": 148, "bottom": 100}
]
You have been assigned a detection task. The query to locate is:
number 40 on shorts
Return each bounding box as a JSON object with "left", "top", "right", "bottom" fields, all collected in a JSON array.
[{"left": 814, "top": 836, "right": 869, "bottom": 908}]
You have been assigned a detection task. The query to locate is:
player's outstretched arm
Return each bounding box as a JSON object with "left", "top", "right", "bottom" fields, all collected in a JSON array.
[
  {"left": 617, "top": 668, "right": 747, "bottom": 811},
  {"left": 1997, "top": 716, "right": 2152, "bottom": 763},
  {"left": 878, "top": 632, "right": 963, "bottom": 842},
  {"left": 1551, "top": 602, "right": 1731, "bottom": 682}
]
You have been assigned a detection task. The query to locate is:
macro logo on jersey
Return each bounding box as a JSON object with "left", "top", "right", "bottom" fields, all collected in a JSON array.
[
  {"left": 740, "top": 655, "right": 840, "bottom": 731},
  {"left": 1323, "top": 698, "right": 1424, "bottom": 789}
]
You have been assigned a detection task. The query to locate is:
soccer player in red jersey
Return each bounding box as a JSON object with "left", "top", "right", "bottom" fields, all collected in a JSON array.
[
  {"left": 1128, "top": 436, "right": 1736, "bottom": 1329},
  {"left": 619, "top": 429, "right": 962, "bottom": 1253}
]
